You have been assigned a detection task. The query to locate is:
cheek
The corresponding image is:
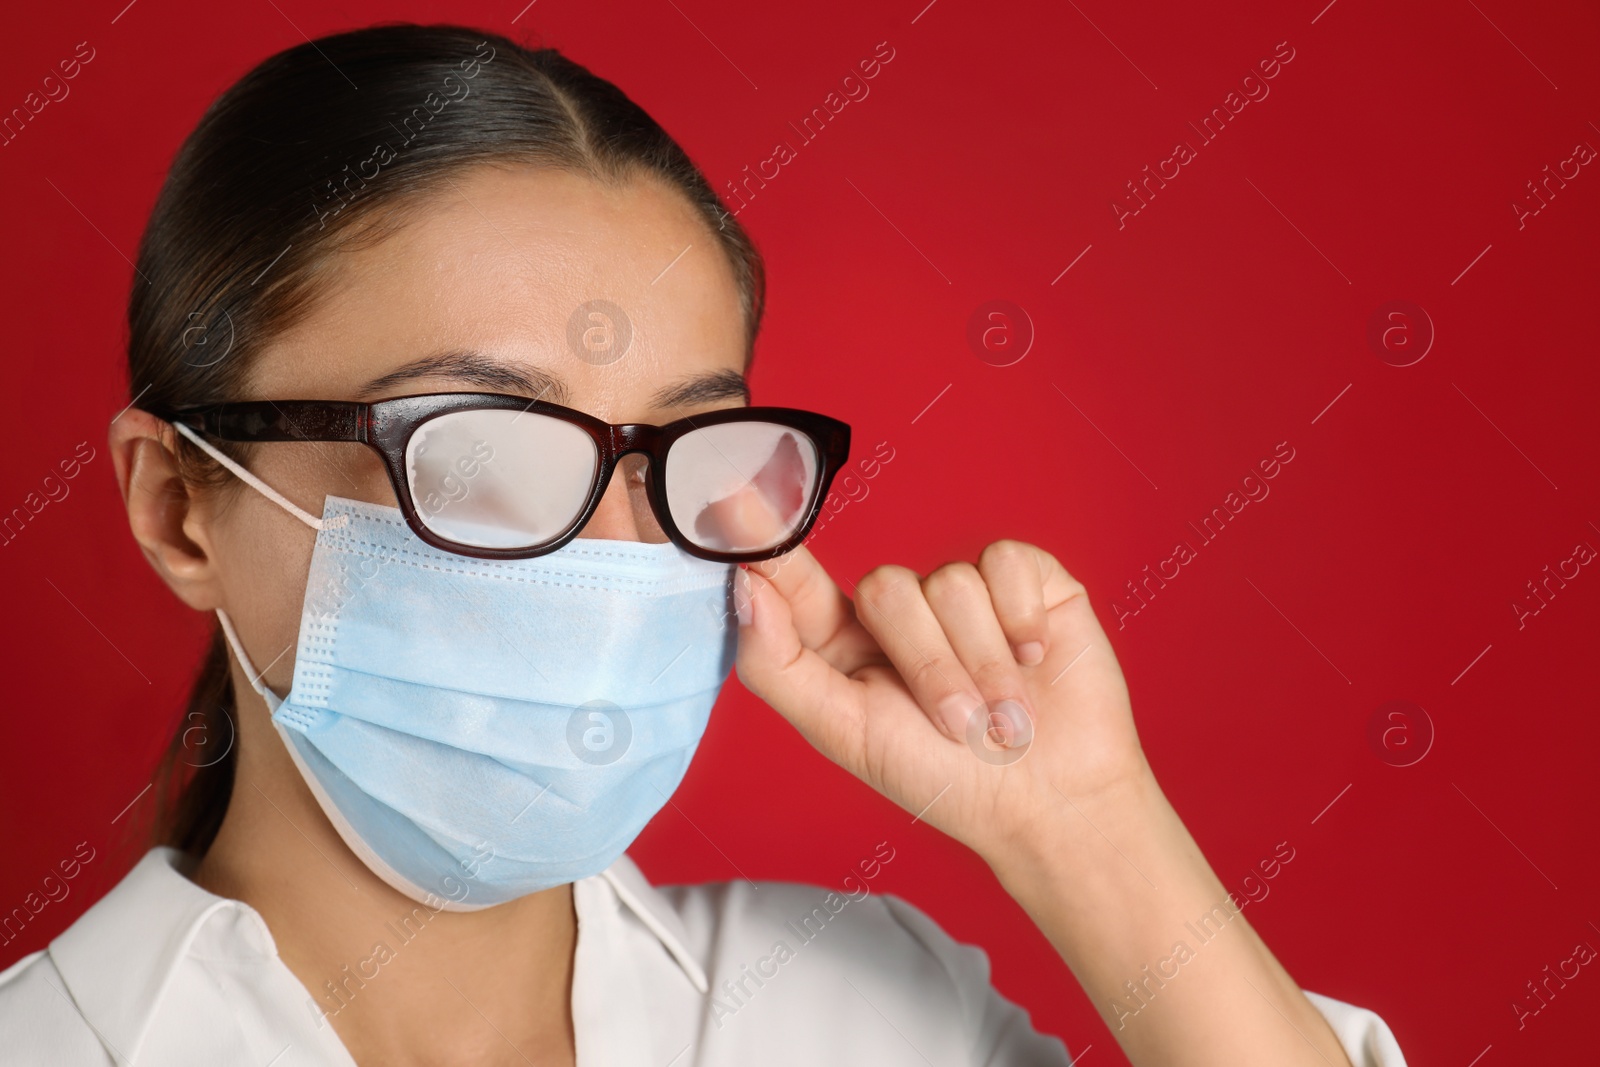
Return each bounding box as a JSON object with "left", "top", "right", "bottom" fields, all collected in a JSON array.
[
  {"left": 207, "top": 448, "right": 376, "bottom": 693},
  {"left": 327, "top": 444, "right": 398, "bottom": 508},
  {"left": 250, "top": 439, "right": 395, "bottom": 511},
  {"left": 212, "top": 502, "right": 317, "bottom": 692}
]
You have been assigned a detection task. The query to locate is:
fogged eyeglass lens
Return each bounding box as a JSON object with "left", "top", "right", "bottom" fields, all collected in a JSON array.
[
  {"left": 406, "top": 410, "right": 598, "bottom": 549},
  {"left": 665, "top": 423, "right": 820, "bottom": 553}
]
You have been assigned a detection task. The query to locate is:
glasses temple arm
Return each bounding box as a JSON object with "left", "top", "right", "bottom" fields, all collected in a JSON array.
[{"left": 170, "top": 421, "right": 336, "bottom": 532}]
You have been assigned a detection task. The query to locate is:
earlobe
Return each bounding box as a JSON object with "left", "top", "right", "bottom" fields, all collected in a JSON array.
[{"left": 109, "top": 410, "right": 223, "bottom": 609}]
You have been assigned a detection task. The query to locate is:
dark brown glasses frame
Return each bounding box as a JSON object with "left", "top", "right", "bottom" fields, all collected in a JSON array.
[{"left": 163, "top": 392, "right": 851, "bottom": 563}]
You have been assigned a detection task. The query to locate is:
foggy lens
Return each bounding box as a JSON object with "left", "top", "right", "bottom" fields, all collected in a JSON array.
[
  {"left": 665, "top": 422, "right": 820, "bottom": 553},
  {"left": 406, "top": 409, "right": 598, "bottom": 549}
]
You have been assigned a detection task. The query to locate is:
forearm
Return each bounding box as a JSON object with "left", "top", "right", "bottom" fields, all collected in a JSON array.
[{"left": 988, "top": 770, "right": 1352, "bottom": 1067}]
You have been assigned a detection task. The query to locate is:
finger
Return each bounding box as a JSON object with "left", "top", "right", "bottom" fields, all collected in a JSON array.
[
  {"left": 978, "top": 539, "right": 1054, "bottom": 665},
  {"left": 734, "top": 566, "right": 866, "bottom": 754},
  {"left": 921, "top": 561, "right": 1035, "bottom": 748},
  {"left": 685, "top": 429, "right": 857, "bottom": 655},
  {"left": 746, "top": 541, "right": 859, "bottom": 658},
  {"left": 1025, "top": 540, "right": 1090, "bottom": 611},
  {"left": 851, "top": 564, "right": 982, "bottom": 740}
]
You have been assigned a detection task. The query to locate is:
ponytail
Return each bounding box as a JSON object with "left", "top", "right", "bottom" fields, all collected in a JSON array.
[{"left": 150, "top": 627, "right": 237, "bottom": 855}]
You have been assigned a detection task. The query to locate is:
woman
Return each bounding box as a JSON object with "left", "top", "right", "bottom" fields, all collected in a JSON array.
[{"left": 0, "top": 24, "right": 1405, "bottom": 1066}]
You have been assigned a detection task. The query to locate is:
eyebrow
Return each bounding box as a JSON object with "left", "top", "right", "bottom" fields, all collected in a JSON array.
[
  {"left": 356, "top": 350, "right": 751, "bottom": 411},
  {"left": 359, "top": 351, "right": 567, "bottom": 403},
  {"left": 651, "top": 369, "right": 751, "bottom": 409}
]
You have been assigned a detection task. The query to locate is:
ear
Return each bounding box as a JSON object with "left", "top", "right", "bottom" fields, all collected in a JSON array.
[{"left": 109, "top": 409, "right": 226, "bottom": 611}]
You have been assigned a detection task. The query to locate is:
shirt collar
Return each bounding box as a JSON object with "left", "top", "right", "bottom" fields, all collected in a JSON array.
[
  {"left": 598, "top": 860, "right": 709, "bottom": 995},
  {"left": 49, "top": 847, "right": 707, "bottom": 1064}
]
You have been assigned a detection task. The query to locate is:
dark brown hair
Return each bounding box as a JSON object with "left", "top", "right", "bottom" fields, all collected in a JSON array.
[{"left": 134, "top": 23, "right": 765, "bottom": 855}]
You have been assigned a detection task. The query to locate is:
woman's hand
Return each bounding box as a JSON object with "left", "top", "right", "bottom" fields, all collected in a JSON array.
[
  {"left": 734, "top": 541, "right": 1359, "bottom": 1067},
  {"left": 733, "top": 539, "right": 1147, "bottom": 866}
]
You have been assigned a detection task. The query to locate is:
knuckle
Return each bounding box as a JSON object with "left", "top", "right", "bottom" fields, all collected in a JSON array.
[
  {"left": 980, "top": 538, "right": 1033, "bottom": 571},
  {"left": 908, "top": 656, "right": 961, "bottom": 696},
  {"left": 1007, "top": 602, "right": 1049, "bottom": 630},
  {"left": 921, "top": 561, "right": 983, "bottom": 604},
  {"left": 857, "top": 563, "right": 918, "bottom": 603},
  {"left": 968, "top": 657, "right": 1021, "bottom": 694}
]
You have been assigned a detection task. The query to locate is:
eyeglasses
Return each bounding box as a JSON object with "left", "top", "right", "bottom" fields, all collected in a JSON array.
[{"left": 164, "top": 392, "right": 852, "bottom": 563}]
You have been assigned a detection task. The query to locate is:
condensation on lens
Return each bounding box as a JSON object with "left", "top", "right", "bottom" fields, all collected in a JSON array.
[
  {"left": 665, "top": 423, "right": 820, "bottom": 553},
  {"left": 406, "top": 410, "right": 598, "bottom": 549}
]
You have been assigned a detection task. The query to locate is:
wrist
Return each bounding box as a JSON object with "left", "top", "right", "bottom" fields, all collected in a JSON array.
[
  {"left": 986, "top": 762, "right": 1174, "bottom": 890},
  {"left": 984, "top": 767, "right": 1225, "bottom": 955}
]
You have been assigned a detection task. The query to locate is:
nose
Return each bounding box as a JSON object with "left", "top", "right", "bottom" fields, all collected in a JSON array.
[{"left": 575, "top": 453, "right": 668, "bottom": 543}]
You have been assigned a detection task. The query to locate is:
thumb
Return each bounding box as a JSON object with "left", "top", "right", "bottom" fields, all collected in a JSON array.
[
  {"left": 734, "top": 566, "right": 862, "bottom": 748},
  {"left": 748, "top": 542, "right": 854, "bottom": 652}
]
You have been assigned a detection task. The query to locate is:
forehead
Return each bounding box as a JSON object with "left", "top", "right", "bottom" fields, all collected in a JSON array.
[{"left": 248, "top": 163, "right": 748, "bottom": 418}]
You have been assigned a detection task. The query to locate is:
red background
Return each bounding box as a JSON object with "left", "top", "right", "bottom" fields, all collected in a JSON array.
[{"left": 3, "top": 1, "right": 1597, "bottom": 1063}]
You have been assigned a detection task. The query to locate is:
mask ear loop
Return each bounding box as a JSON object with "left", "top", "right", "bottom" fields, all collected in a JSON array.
[
  {"left": 171, "top": 420, "right": 335, "bottom": 532},
  {"left": 215, "top": 606, "right": 282, "bottom": 713},
  {"left": 170, "top": 419, "right": 346, "bottom": 712}
]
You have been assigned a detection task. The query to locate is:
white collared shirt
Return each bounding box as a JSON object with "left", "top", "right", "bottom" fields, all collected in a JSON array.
[{"left": 0, "top": 847, "right": 1406, "bottom": 1065}]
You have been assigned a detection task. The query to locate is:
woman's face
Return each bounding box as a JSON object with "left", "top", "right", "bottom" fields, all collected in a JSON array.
[{"left": 197, "top": 162, "right": 750, "bottom": 696}]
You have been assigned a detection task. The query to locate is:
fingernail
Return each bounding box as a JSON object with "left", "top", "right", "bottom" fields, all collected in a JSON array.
[
  {"left": 937, "top": 693, "right": 978, "bottom": 739},
  {"left": 735, "top": 571, "right": 753, "bottom": 627},
  {"left": 992, "top": 699, "right": 1033, "bottom": 748},
  {"left": 1015, "top": 641, "right": 1045, "bottom": 666}
]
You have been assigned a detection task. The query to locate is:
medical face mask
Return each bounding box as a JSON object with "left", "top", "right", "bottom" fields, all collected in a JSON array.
[{"left": 188, "top": 434, "right": 738, "bottom": 910}]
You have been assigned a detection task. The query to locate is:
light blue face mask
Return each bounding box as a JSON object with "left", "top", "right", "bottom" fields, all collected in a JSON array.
[{"left": 188, "top": 432, "right": 738, "bottom": 910}]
